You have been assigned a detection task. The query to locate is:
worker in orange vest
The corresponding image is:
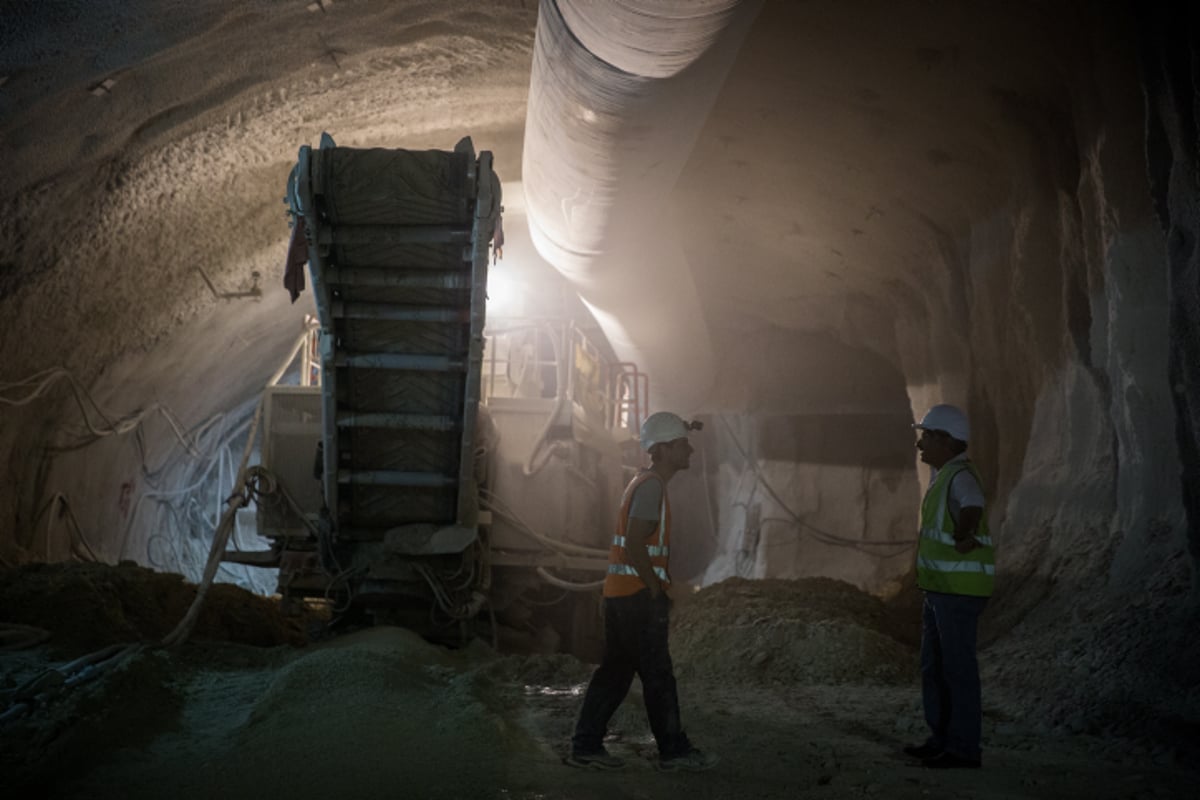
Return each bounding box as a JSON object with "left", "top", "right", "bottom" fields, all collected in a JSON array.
[{"left": 565, "top": 412, "right": 717, "bottom": 772}]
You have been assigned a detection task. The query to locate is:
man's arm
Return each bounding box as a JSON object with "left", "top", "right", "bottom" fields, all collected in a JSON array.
[
  {"left": 624, "top": 517, "right": 665, "bottom": 598},
  {"left": 954, "top": 506, "right": 983, "bottom": 553}
]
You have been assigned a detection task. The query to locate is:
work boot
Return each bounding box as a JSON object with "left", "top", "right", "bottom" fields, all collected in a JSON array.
[
  {"left": 922, "top": 751, "right": 981, "bottom": 769},
  {"left": 657, "top": 748, "right": 719, "bottom": 772},
  {"left": 564, "top": 749, "right": 625, "bottom": 770},
  {"left": 903, "top": 743, "right": 943, "bottom": 759}
]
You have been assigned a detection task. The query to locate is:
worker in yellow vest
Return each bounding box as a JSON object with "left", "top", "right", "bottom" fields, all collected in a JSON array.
[
  {"left": 566, "top": 411, "right": 717, "bottom": 772},
  {"left": 904, "top": 404, "right": 995, "bottom": 769}
]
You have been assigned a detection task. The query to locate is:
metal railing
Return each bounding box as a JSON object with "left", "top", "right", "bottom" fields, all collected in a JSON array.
[
  {"left": 300, "top": 314, "right": 321, "bottom": 387},
  {"left": 610, "top": 362, "right": 648, "bottom": 435},
  {"left": 482, "top": 320, "right": 646, "bottom": 437},
  {"left": 290, "top": 315, "right": 644, "bottom": 434}
]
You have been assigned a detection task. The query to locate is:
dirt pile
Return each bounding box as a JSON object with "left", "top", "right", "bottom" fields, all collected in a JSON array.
[
  {"left": 982, "top": 585, "right": 1200, "bottom": 765},
  {"left": 213, "top": 628, "right": 521, "bottom": 798},
  {"left": 0, "top": 561, "right": 310, "bottom": 656},
  {"left": 672, "top": 577, "right": 917, "bottom": 686}
]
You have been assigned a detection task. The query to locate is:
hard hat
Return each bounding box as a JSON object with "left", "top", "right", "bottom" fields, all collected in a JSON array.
[
  {"left": 913, "top": 404, "right": 970, "bottom": 443},
  {"left": 640, "top": 411, "right": 690, "bottom": 451}
]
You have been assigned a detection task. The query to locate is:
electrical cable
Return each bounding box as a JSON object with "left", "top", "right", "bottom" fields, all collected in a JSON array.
[
  {"left": 519, "top": 588, "right": 571, "bottom": 607},
  {"left": 535, "top": 567, "right": 605, "bottom": 591},
  {"left": 718, "top": 415, "right": 915, "bottom": 554},
  {"left": 479, "top": 488, "right": 609, "bottom": 558},
  {"left": 323, "top": 566, "right": 363, "bottom": 614},
  {"left": 6, "top": 303, "right": 316, "bottom": 577},
  {"left": 0, "top": 642, "right": 141, "bottom": 724},
  {"left": 1, "top": 367, "right": 204, "bottom": 458},
  {"left": 120, "top": 415, "right": 252, "bottom": 563},
  {"left": 413, "top": 562, "right": 468, "bottom": 620},
  {"left": 27, "top": 494, "right": 102, "bottom": 564},
  {"left": 138, "top": 412, "right": 230, "bottom": 490},
  {"left": 160, "top": 326, "right": 314, "bottom": 648},
  {"left": 56, "top": 496, "right": 101, "bottom": 562},
  {"left": 699, "top": 439, "right": 720, "bottom": 542}
]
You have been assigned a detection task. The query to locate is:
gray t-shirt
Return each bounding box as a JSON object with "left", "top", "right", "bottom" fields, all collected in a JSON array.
[
  {"left": 628, "top": 476, "right": 664, "bottom": 523},
  {"left": 930, "top": 454, "right": 984, "bottom": 525}
]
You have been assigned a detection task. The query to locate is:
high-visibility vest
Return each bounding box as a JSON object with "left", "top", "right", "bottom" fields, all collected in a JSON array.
[
  {"left": 916, "top": 460, "right": 995, "bottom": 597},
  {"left": 603, "top": 470, "right": 672, "bottom": 598}
]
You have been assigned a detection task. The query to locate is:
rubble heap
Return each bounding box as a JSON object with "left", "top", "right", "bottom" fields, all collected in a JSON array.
[
  {"left": 671, "top": 577, "right": 916, "bottom": 686},
  {"left": 0, "top": 561, "right": 307, "bottom": 656}
]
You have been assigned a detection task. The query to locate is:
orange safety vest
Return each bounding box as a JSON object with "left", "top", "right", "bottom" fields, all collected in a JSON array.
[{"left": 603, "top": 470, "right": 672, "bottom": 598}]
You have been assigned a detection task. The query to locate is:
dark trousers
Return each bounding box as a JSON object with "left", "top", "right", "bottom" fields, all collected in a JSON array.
[
  {"left": 571, "top": 590, "right": 691, "bottom": 758},
  {"left": 921, "top": 590, "right": 988, "bottom": 759}
]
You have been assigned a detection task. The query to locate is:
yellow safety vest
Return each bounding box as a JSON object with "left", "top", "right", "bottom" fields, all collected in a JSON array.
[
  {"left": 603, "top": 471, "right": 672, "bottom": 598},
  {"left": 916, "top": 460, "right": 995, "bottom": 596}
]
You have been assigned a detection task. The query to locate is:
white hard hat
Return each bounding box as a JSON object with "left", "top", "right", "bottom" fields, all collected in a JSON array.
[
  {"left": 913, "top": 404, "right": 970, "bottom": 443},
  {"left": 640, "top": 411, "right": 690, "bottom": 451}
]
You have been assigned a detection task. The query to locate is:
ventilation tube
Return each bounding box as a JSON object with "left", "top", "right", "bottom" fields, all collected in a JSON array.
[{"left": 522, "top": 0, "right": 763, "bottom": 412}]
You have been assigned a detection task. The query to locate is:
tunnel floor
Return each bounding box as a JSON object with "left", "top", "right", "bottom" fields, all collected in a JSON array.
[{"left": 0, "top": 566, "right": 1194, "bottom": 799}]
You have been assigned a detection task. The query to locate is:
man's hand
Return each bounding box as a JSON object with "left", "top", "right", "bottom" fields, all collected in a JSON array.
[
  {"left": 953, "top": 506, "right": 983, "bottom": 553},
  {"left": 660, "top": 582, "right": 675, "bottom": 610},
  {"left": 953, "top": 536, "right": 980, "bottom": 554},
  {"left": 625, "top": 516, "right": 664, "bottom": 599}
]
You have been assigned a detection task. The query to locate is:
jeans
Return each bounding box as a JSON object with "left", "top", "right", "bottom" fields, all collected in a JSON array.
[
  {"left": 921, "top": 590, "right": 988, "bottom": 759},
  {"left": 571, "top": 590, "right": 691, "bottom": 758}
]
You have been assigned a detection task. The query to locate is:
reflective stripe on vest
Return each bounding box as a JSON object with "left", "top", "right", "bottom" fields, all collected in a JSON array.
[
  {"left": 919, "top": 527, "right": 994, "bottom": 548},
  {"left": 603, "top": 471, "right": 672, "bottom": 598},
  {"left": 611, "top": 535, "right": 669, "bottom": 558},
  {"left": 608, "top": 564, "right": 670, "bottom": 581},
  {"left": 917, "top": 556, "right": 996, "bottom": 575},
  {"left": 916, "top": 461, "right": 995, "bottom": 597}
]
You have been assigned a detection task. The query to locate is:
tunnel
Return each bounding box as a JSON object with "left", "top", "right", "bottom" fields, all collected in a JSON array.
[{"left": 1, "top": 1, "right": 1198, "bottom": 798}]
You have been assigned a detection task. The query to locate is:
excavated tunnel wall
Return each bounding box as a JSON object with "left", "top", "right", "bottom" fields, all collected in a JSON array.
[{"left": 0, "top": 4, "right": 1196, "bottom": 700}]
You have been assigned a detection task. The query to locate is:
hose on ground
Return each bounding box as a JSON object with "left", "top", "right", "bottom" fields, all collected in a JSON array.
[
  {"left": 536, "top": 567, "right": 605, "bottom": 591},
  {"left": 480, "top": 488, "right": 609, "bottom": 558},
  {"left": 160, "top": 324, "right": 315, "bottom": 647},
  {"left": 0, "top": 623, "right": 51, "bottom": 651},
  {"left": 0, "top": 642, "right": 141, "bottom": 726}
]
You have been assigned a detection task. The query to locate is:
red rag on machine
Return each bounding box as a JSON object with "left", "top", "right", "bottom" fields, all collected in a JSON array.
[
  {"left": 492, "top": 213, "right": 504, "bottom": 265},
  {"left": 284, "top": 216, "right": 308, "bottom": 303}
]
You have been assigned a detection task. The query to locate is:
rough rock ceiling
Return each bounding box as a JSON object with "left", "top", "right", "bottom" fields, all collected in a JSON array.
[
  {"left": 0, "top": 2, "right": 1196, "bottom": 595},
  {"left": 0, "top": 1, "right": 1100, "bottom": 386}
]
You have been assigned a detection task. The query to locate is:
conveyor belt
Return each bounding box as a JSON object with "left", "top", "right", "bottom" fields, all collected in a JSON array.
[{"left": 290, "top": 136, "right": 499, "bottom": 550}]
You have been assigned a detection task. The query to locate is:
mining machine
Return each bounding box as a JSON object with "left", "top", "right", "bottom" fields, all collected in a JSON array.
[{"left": 227, "top": 135, "right": 647, "bottom": 655}]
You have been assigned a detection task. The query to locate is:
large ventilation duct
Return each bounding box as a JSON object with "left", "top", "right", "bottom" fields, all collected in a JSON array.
[{"left": 522, "top": 0, "right": 763, "bottom": 412}]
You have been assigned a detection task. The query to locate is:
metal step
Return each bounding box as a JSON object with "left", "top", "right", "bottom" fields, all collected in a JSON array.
[
  {"left": 332, "top": 301, "right": 470, "bottom": 323},
  {"left": 336, "top": 469, "right": 457, "bottom": 487},
  {"left": 333, "top": 353, "right": 466, "bottom": 371},
  {"left": 326, "top": 268, "right": 471, "bottom": 289},
  {"left": 336, "top": 412, "right": 457, "bottom": 431},
  {"left": 319, "top": 225, "right": 471, "bottom": 246},
  {"left": 290, "top": 138, "right": 496, "bottom": 540}
]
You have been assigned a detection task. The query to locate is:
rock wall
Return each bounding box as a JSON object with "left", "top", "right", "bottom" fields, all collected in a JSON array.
[
  {"left": 1138, "top": 1, "right": 1200, "bottom": 596},
  {"left": 881, "top": 5, "right": 1194, "bottom": 636},
  {"left": 684, "top": 3, "right": 1199, "bottom": 632},
  {"left": 0, "top": 3, "right": 1196, "bottom": 678}
]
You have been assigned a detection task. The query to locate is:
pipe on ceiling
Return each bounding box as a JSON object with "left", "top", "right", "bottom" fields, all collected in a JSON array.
[{"left": 522, "top": 0, "right": 763, "bottom": 412}]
